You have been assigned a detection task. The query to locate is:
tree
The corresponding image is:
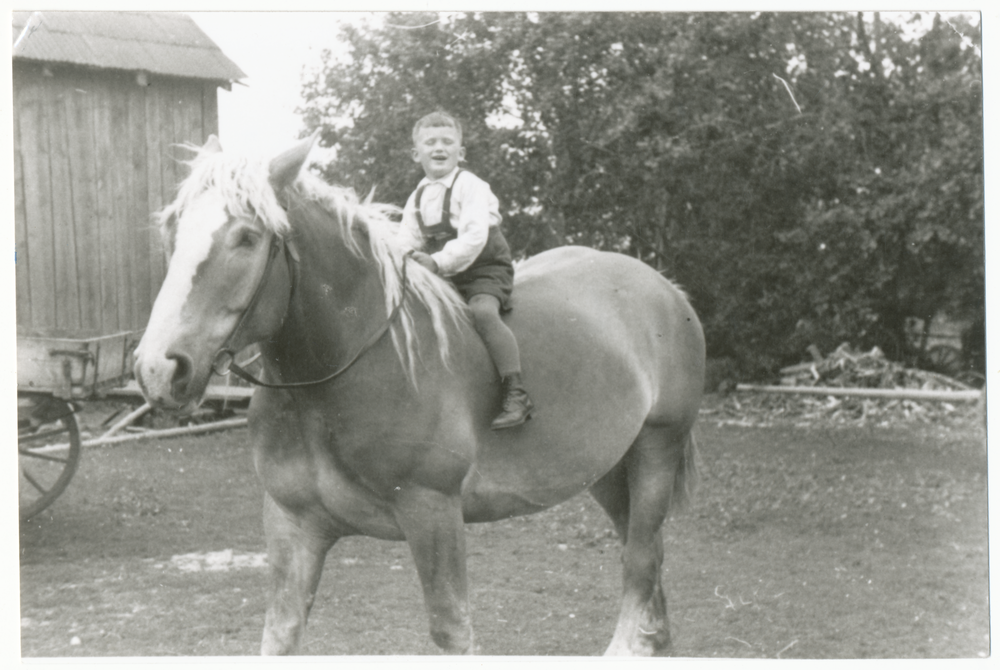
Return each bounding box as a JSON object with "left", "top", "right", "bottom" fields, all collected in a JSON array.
[
  {"left": 777, "top": 13, "right": 984, "bottom": 368},
  {"left": 299, "top": 11, "right": 983, "bottom": 378}
]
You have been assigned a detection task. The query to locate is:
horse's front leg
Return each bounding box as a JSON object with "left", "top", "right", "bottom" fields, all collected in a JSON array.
[
  {"left": 393, "top": 486, "right": 475, "bottom": 654},
  {"left": 260, "top": 494, "right": 337, "bottom": 655}
]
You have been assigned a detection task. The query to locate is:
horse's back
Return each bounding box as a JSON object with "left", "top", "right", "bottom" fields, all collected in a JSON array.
[
  {"left": 462, "top": 247, "right": 704, "bottom": 518},
  {"left": 516, "top": 246, "right": 696, "bottom": 326},
  {"left": 513, "top": 246, "right": 704, "bottom": 408}
]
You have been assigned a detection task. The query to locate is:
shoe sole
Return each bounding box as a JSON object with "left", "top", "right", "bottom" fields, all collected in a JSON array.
[{"left": 490, "top": 409, "right": 534, "bottom": 431}]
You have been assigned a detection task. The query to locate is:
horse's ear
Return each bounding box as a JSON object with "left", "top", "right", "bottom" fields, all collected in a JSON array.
[
  {"left": 269, "top": 130, "right": 320, "bottom": 192},
  {"left": 203, "top": 135, "right": 223, "bottom": 154}
]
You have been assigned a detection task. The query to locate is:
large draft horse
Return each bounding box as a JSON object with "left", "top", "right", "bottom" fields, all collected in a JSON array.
[{"left": 134, "top": 135, "right": 705, "bottom": 655}]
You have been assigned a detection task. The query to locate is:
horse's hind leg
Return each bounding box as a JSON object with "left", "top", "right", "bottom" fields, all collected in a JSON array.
[
  {"left": 589, "top": 458, "right": 630, "bottom": 542},
  {"left": 598, "top": 425, "right": 694, "bottom": 656},
  {"left": 260, "top": 495, "right": 337, "bottom": 655}
]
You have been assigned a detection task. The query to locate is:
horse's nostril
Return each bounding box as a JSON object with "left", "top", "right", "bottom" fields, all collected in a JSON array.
[{"left": 167, "top": 350, "right": 194, "bottom": 395}]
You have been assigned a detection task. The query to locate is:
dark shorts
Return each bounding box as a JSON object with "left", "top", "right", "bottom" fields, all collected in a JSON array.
[
  {"left": 452, "top": 261, "right": 514, "bottom": 310},
  {"left": 447, "top": 226, "right": 514, "bottom": 311}
]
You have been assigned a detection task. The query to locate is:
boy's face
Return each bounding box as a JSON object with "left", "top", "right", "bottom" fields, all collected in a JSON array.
[{"left": 412, "top": 125, "right": 465, "bottom": 180}]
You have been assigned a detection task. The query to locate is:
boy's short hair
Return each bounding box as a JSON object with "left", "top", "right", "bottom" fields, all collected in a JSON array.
[{"left": 412, "top": 111, "right": 463, "bottom": 144}]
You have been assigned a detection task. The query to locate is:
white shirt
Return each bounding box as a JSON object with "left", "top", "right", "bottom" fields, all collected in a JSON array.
[{"left": 397, "top": 168, "right": 502, "bottom": 276}]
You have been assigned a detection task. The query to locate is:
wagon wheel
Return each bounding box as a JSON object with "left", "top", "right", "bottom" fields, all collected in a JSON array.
[
  {"left": 18, "top": 397, "right": 82, "bottom": 521},
  {"left": 956, "top": 370, "right": 986, "bottom": 389},
  {"left": 922, "top": 345, "right": 964, "bottom": 378}
]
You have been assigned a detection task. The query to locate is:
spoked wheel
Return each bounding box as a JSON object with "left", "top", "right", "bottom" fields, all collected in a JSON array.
[
  {"left": 18, "top": 396, "right": 82, "bottom": 521},
  {"left": 922, "top": 345, "right": 964, "bottom": 378}
]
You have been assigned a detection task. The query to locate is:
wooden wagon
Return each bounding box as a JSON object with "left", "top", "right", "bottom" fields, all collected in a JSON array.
[{"left": 14, "top": 11, "right": 245, "bottom": 519}]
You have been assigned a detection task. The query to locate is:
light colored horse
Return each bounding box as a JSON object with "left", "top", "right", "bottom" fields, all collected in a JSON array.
[{"left": 134, "top": 134, "right": 705, "bottom": 655}]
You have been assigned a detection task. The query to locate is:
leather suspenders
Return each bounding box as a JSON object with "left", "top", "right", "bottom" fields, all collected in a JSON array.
[{"left": 414, "top": 169, "right": 464, "bottom": 245}]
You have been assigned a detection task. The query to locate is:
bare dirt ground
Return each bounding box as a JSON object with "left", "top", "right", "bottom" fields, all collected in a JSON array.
[{"left": 18, "top": 395, "right": 989, "bottom": 658}]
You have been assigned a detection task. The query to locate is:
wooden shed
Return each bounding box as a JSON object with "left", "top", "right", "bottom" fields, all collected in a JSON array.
[{"left": 13, "top": 11, "right": 245, "bottom": 342}]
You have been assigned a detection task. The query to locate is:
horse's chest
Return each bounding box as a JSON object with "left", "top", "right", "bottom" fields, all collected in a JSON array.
[
  {"left": 249, "top": 392, "right": 389, "bottom": 536},
  {"left": 251, "top": 393, "right": 472, "bottom": 537}
]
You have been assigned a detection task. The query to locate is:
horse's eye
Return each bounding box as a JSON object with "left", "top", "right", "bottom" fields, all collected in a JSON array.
[{"left": 237, "top": 230, "right": 259, "bottom": 248}]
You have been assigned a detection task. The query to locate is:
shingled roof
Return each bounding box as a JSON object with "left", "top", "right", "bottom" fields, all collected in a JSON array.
[{"left": 12, "top": 11, "right": 246, "bottom": 83}]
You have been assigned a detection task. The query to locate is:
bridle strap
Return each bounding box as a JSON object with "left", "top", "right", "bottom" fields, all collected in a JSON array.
[
  {"left": 219, "top": 250, "right": 410, "bottom": 390},
  {"left": 226, "top": 233, "right": 285, "bottom": 352}
]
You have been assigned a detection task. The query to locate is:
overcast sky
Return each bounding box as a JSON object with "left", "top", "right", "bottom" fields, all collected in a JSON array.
[
  {"left": 189, "top": 10, "right": 983, "bottom": 157},
  {"left": 189, "top": 12, "right": 369, "bottom": 155}
]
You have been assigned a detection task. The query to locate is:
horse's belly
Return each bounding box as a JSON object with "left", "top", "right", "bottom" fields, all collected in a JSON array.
[{"left": 461, "top": 247, "right": 705, "bottom": 520}]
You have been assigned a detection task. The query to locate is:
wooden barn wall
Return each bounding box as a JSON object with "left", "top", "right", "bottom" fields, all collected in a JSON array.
[{"left": 13, "top": 62, "right": 221, "bottom": 338}]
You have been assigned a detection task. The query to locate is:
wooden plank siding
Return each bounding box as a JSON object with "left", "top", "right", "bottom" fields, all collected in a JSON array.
[
  {"left": 67, "top": 78, "right": 102, "bottom": 333},
  {"left": 17, "top": 74, "right": 58, "bottom": 333},
  {"left": 92, "top": 72, "right": 121, "bottom": 335},
  {"left": 155, "top": 78, "right": 179, "bottom": 213},
  {"left": 45, "top": 77, "right": 82, "bottom": 333},
  {"left": 13, "top": 92, "right": 32, "bottom": 328},
  {"left": 143, "top": 80, "right": 167, "bottom": 305},
  {"left": 13, "top": 62, "right": 224, "bottom": 339},
  {"left": 109, "top": 72, "right": 134, "bottom": 332},
  {"left": 202, "top": 83, "right": 219, "bottom": 146},
  {"left": 127, "top": 82, "right": 152, "bottom": 327}
]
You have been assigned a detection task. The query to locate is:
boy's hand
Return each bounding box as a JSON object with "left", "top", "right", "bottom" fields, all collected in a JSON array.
[{"left": 410, "top": 251, "right": 439, "bottom": 275}]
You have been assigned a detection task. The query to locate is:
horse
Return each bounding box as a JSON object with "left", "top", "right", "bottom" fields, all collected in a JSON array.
[{"left": 133, "top": 133, "right": 705, "bottom": 656}]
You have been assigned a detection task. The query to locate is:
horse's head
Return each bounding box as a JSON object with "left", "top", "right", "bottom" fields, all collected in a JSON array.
[{"left": 134, "top": 134, "right": 316, "bottom": 411}]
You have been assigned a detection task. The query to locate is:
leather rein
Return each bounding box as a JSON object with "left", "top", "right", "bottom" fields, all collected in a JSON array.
[{"left": 211, "top": 231, "right": 409, "bottom": 390}]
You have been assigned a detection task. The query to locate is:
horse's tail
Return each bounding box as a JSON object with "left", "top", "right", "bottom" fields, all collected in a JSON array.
[{"left": 670, "top": 430, "right": 699, "bottom": 512}]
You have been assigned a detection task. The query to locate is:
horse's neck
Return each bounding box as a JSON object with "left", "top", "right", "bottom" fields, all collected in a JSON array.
[
  {"left": 266, "top": 210, "right": 389, "bottom": 378},
  {"left": 260, "top": 196, "right": 479, "bottom": 392}
]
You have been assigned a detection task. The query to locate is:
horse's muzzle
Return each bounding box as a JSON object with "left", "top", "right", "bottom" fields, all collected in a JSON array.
[{"left": 134, "top": 351, "right": 203, "bottom": 414}]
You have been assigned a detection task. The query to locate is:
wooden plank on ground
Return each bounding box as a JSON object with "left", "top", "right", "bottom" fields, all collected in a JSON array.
[
  {"left": 85, "top": 417, "right": 248, "bottom": 448},
  {"left": 31, "top": 417, "right": 249, "bottom": 453},
  {"left": 735, "top": 384, "right": 982, "bottom": 403},
  {"left": 106, "top": 380, "right": 254, "bottom": 402},
  {"left": 779, "top": 362, "right": 817, "bottom": 375}
]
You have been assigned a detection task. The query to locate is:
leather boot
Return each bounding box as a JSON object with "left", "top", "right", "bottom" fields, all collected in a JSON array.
[{"left": 491, "top": 372, "right": 535, "bottom": 430}]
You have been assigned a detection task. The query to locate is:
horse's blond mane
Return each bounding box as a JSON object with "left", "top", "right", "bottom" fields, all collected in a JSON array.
[
  {"left": 157, "top": 146, "right": 471, "bottom": 384},
  {"left": 155, "top": 148, "right": 290, "bottom": 234},
  {"left": 293, "top": 172, "right": 472, "bottom": 382}
]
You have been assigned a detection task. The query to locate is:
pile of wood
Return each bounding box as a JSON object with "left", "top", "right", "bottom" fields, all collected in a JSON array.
[
  {"left": 710, "top": 388, "right": 980, "bottom": 427},
  {"left": 735, "top": 343, "right": 980, "bottom": 404},
  {"left": 776, "top": 343, "right": 976, "bottom": 393},
  {"left": 715, "top": 343, "right": 984, "bottom": 427}
]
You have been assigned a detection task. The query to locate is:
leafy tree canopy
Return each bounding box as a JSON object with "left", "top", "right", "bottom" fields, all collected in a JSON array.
[{"left": 300, "top": 11, "right": 983, "bottom": 378}]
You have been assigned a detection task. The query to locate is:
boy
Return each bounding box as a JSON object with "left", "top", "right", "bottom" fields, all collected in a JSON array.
[{"left": 397, "top": 111, "right": 534, "bottom": 430}]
